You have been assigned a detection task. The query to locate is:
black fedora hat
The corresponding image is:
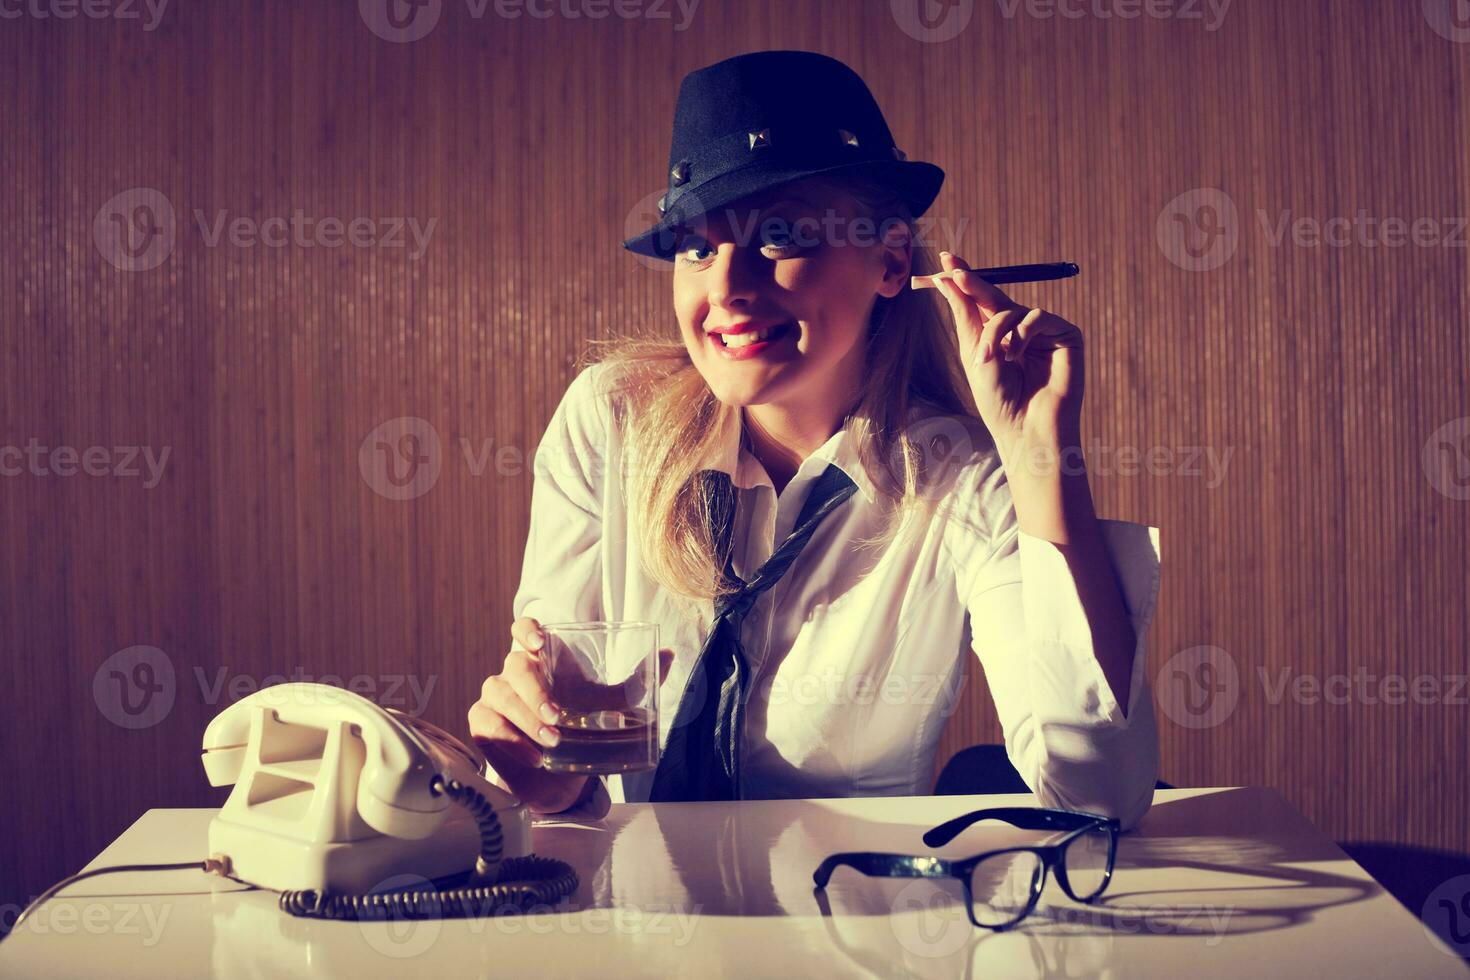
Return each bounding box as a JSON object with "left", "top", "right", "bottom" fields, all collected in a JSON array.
[{"left": 622, "top": 50, "right": 946, "bottom": 261}]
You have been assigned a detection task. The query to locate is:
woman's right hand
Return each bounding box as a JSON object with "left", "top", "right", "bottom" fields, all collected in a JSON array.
[{"left": 467, "top": 617, "right": 589, "bottom": 814}]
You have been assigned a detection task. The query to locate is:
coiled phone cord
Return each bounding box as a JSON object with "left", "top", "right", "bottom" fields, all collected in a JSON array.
[
  {"left": 6, "top": 775, "right": 579, "bottom": 934},
  {"left": 276, "top": 774, "right": 580, "bottom": 920}
]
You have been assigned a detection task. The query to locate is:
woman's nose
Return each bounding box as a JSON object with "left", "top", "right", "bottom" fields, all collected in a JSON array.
[{"left": 705, "top": 244, "right": 762, "bottom": 311}]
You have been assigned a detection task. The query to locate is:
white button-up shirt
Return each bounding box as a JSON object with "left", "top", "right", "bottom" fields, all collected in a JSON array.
[{"left": 504, "top": 362, "right": 1163, "bottom": 829}]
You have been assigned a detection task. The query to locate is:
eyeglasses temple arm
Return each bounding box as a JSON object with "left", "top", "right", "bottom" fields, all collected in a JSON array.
[
  {"left": 923, "top": 807, "right": 1113, "bottom": 847},
  {"left": 813, "top": 852, "right": 957, "bottom": 889}
]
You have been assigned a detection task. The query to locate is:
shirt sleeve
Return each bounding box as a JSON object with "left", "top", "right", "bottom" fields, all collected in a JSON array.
[
  {"left": 954, "top": 459, "right": 1163, "bottom": 831},
  {"left": 510, "top": 363, "right": 609, "bottom": 627},
  {"left": 486, "top": 363, "right": 615, "bottom": 819}
]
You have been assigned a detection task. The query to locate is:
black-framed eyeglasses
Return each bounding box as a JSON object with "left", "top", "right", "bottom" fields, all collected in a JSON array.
[{"left": 812, "top": 807, "right": 1120, "bottom": 930}]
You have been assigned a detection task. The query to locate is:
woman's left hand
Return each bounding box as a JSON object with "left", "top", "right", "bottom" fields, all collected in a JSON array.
[{"left": 932, "top": 250, "right": 1086, "bottom": 464}]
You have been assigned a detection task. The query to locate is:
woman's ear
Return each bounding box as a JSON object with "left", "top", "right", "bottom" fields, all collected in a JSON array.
[{"left": 877, "top": 218, "right": 913, "bottom": 299}]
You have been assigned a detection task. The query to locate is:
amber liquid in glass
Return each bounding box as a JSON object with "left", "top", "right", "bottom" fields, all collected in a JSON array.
[{"left": 541, "top": 707, "right": 658, "bottom": 774}]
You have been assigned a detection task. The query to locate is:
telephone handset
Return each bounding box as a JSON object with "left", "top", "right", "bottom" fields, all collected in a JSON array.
[{"left": 201, "top": 682, "right": 578, "bottom": 918}]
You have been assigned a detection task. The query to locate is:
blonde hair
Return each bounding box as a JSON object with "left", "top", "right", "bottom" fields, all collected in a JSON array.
[{"left": 582, "top": 174, "right": 979, "bottom": 622}]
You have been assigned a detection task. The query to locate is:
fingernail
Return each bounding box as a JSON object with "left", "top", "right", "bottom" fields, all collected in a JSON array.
[
  {"left": 982, "top": 342, "right": 993, "bottom": 363},
  {"left": 538, "top": 725, "right": 560, "bottom": 746},
  {"left": 528, "top": 631, "right": 543, "bottom": 650},
  {"left": 940, "top": 250, "right": 951, "bottom": 258},
  {"left": 539, "top": 701, "right": 561, "bottom": 724}
]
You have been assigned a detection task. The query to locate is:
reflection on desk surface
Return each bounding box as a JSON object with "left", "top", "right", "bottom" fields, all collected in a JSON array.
[{"left": 4, "top": 788, "right": 1467, "bottom": 980}]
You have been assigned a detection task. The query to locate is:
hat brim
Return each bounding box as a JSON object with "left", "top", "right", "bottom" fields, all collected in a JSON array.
[{"left": 621, "top": 159, "right": 945, "bottom": 260}]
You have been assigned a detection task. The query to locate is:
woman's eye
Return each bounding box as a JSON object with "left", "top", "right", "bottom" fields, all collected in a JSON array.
[
  {"left": 761, "top": 223, "right": 803, "bottom": 251},
  {"left": 676, "top": 238, "right": 714, "bottom": 264}
]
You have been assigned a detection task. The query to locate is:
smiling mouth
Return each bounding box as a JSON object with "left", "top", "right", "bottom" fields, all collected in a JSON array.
[{"left": 710, "top": 321, "right": 796, "bottom": 349}]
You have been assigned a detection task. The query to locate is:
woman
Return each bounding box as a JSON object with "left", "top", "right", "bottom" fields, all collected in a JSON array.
[{"left": 468, "top": 50, "right": 1162, "bottom": 829}]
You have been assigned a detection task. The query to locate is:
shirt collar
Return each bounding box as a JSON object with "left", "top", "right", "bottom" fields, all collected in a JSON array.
[{"left": 702, "top": 406, "right": 880, "bottom": 505}]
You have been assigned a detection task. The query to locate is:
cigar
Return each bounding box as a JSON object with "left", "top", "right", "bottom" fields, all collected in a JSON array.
[{"left": 912, "top": 262, "right": 1080, "bottom": 289}]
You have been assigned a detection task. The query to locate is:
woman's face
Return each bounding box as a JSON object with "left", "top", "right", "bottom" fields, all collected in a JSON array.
[{"left": 672, "top": 178, "right": 910, "bottom": 415}]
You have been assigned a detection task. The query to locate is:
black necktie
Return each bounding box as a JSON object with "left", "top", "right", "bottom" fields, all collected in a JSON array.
[{"left": 648, "top": 462, "right": 858, "bottom": 802}]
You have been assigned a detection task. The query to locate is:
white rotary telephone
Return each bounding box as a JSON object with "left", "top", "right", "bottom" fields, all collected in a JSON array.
[{"left": 199, "top": 682, "right": 578, "bottom": 918}]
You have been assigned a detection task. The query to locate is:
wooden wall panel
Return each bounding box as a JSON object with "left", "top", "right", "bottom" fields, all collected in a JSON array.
[{"left": 2, "top": 0, "right": 1467, "bottom": 920}]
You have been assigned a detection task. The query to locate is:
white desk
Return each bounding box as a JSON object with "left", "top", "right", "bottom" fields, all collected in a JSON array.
[{"left": 2, "top": 787, "right": 1465, "bottom": 978}]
